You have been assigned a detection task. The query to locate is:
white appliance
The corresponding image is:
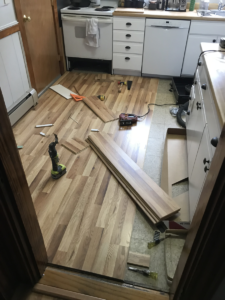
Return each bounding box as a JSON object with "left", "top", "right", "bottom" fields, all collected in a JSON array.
[
  {"left": 142, "top": 19, "right": 190, "bottom": 77},
  {"left": 0, "top": 32, "right": 38, "bottom": 126},
  {"left": 61, "top": 2, "right": 116, "bottom": 67}
]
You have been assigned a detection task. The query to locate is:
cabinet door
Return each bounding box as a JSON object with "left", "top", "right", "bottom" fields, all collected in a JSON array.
[
  {"left": 189, "top": 125, "right": 211, "bottom": 221},
  {"left": 182, "top": 35, "right": 217, "bottom": 76},
  {"left": 186, "top": 80, "right": 206, "bottom": 177}
]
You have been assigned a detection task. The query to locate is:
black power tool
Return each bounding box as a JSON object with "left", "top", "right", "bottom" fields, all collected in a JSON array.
[
  {"left": 119, "top": 103, "right": 152, "bottom": 126},
  {"left": 48, "top": 134, "right": 66, "bottom": 179}
]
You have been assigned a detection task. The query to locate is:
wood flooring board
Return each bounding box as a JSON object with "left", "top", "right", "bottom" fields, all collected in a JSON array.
[
  {"left": 13, "top": 73, "right": 158, "bottom": 281},
  {"left": 40, "top": 268, "right": 169, "bottom": 300},
  {"left": 83, "top": 97, "right": 118, "bottom": 123},
  {"left": 87, "top": 133, "right": 180, "bottom": 222},
  {"left": 61, "top": 138, "right": 89, "bottom": 155},
  {"left": 127, "top": 252, "right": 150, "bottom": 268}
]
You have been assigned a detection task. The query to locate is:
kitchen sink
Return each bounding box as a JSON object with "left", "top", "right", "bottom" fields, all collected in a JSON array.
[{"left": 197, "top": 9, "right": 225, "bottom": 17}]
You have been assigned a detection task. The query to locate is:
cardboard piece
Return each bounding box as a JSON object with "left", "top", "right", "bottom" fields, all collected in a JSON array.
[
  {"left": 50, "top": 84, "right": 77, "bottom": 99},
  {"left": 127, "top": 252, "right": 150, "bottom": 268}
]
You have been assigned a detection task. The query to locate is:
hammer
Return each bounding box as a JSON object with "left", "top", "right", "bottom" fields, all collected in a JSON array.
[{"left": 118, "top": 81, "right": 127, "bottom": 93}]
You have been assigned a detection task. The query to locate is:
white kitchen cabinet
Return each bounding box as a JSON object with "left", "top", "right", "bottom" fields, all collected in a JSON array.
[
  {"left": 189, "top": 125, "right": 211, "bottom": 221},
  {"left": 182, "top": 21, "right": 225, "bottom": 76},
  {"left": 142, "top": 19, "right": 190, "bottom": 77},
  {"left": 182, "top": 35, "right": 217, "bottom": 76},
  {"left": 113, "top": 17, "right": 145, "bottom": 75},
  {"left": 187, "top": 57, "right": 221, "bottom": 222}
]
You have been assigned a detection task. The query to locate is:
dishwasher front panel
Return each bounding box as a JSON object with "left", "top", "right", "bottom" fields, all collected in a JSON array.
[{"left": 142, "top": 19, "right": 190, "bottom": 77}]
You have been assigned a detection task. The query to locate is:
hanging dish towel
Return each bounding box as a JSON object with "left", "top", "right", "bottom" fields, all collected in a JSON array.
[{"left": 85, "top": 18, "right": 99, "bottom": 48}]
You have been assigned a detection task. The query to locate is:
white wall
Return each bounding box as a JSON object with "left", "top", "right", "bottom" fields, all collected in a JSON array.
[{"left": 0, "top": 0, "right": 18, "bottom": 30}]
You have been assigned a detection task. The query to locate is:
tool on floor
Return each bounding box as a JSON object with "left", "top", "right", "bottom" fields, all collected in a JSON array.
[
  {"left": 127, "top": 80, "right": 133, "bottom": 90},
  {"left": 70, "top": 93, "right": 85, "bottom": 102},
  {"left": 128, "top": 267, "right": 158, "bottom": 280},
  {"left": 48, "top": 134, "right": 67, "bottom": 179},
  {"left": 91, "top": 129, "right": 99, "bottom": 132},
  {"left": 119, "top": 113, "right": 138, "bottom": 126},
  {"left": 98, "top": 95, "right": 105, "bottom": 101},
  {"left": 118, "top": 81, "right": 127, "bottom": 93},
  {"left": 17, "top": 145, "right": 23, "bottom": 149},
  {"left": 36, "top": 124, "right": 53, "bottom": 128},
  {"left": 148, "top": 235, "right": 171, "bottom": 249},
  {"left": 40, "top": 132, "right": 46, "bottom": 136}
]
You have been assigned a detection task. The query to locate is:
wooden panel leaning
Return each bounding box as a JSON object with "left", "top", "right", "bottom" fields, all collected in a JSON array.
[
  {"left": 83, "top": 96, "right": 118, "bottom": 123},
  {"left": 87, "top": 132, "right": 180, "bottom": 224}
]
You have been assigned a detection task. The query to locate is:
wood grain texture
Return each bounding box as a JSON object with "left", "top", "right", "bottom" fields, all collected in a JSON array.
[
  {"left": 33, "top": 284, "right": 105, "bottom": 300},
  {"left": 87, "top": 132, "right": 180, "bottom": 223},
  {"left": 0, "top": 24, "right": 20, "bottom": 39},
  {"left": 127, "top": 252, "right": 150, "bottom": 268},
  {"left": 61, "top": 138, "right": 89, "bottom": 155},
  {"left": 83, "top": 96, "right": 118, "bottom": 123},
  {"left": 19, "top": 0, "right": 60, "bottom": 93},
  {"left": 13, "top": 72, "right": 158, "bottom": 280},
  {"left": 113, "top": 8, "right": 225, "bottom": 20},
  {"left": 39, "top": 268, "right": 169, "bottom": 300}
]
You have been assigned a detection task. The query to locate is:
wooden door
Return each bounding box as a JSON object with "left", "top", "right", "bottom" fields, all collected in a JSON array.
[{"left": 16, "top": 0, "right": 61, "bottom": 94}]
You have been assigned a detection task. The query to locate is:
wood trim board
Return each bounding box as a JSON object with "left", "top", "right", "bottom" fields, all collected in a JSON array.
[
  {"left": 83, "top": 97, "right": 118, "bottom": 123},
  {"left": 0, "top": 24, "right": 20, "bottom": 39},
  {"left": 127, "top": 252, "right": 150, "bottom": 268},
  {"left": 34, "top": 284, "right": 105, "bottom": 300},
  {"left": 87, "top": 132, "right": 180, "bottom": 224},
  {"left": 61, "top": 138, "right": 89, "bottom": 155},
  {"left": 50, "top": 84, "right": 77, "bottom": 99},
  {"left": 39, "top": 268, "right": 169, "bottom": 300}
]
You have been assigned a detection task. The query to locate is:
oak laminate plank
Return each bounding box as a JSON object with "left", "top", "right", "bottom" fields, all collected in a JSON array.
[
  {"left": 61, "top": 138, "right": 89, "bottom": 155},
  {"left": 83, "top": 97, "right": 118, "bottom": 123},
  {"left": 127, "top": 252, "right": 150, "bottom": 268}
]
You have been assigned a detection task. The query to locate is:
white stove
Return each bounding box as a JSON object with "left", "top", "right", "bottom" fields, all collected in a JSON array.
[
  {"left": 61, "top": 6, "right": 116, "bottom": 16},
  {"left": 61, "top": 1, "right": 117, "bottom": 69}
]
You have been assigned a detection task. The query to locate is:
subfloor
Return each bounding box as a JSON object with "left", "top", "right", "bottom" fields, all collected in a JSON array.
[
  {"left": 124, "top": 80, "right": 188, "bottom": 292},
  {"left": 13, "top": 72, "right": 158, "bottom": 281}
]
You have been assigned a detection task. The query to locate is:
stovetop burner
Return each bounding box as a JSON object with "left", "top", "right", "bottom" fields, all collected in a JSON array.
[
  {"left": 95, "top": 7, "right": 111, "bottom": 11},
  {"left": 67, "top": 6, "right": 80, "bottom": 10},
  {"left": 102, "top": 6, "right": 114, "bottom": 8}
]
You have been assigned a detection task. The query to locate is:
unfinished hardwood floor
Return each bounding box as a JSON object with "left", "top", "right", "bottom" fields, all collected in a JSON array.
[{"left": 13, "top": 72, "right": 158, "bottom": 280}]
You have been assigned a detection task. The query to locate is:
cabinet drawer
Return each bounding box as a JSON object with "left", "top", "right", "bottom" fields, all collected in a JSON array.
[
  {"left": 113, "top": 41, "right": 143, "bottom": 55},
  {"left": 189, "top": 20, "right": 225, "bottom": 35},
  {"left": 113, "top": 17, "right": 145, "bottom": 31},
  {"left": 189, "top": 124, "right": 211, "bottom": 221},
  {"left": 113, "top": 53, "right": 142, "bottom": 71},
  {"left": 198, "top": 66, "right": 221, "bottom": 156},
  {"left": 113, "top": 30, "right": 144, "bottom": 43}
]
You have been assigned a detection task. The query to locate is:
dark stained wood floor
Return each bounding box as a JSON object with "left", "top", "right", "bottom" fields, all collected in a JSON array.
[{"left": 13, "top": 72, "right": 158, "bottom": 280}]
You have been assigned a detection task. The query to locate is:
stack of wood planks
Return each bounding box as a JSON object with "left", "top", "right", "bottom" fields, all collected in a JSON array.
[{"left": 87, "top": 132, "right": 180, "bottom": 224}]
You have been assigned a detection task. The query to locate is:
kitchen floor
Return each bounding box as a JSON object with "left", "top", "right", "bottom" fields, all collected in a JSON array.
[
  {"left": 124, "top": 79, "right": 188, "bottom": 293},
  {"left": 13, "top": 72, "right": 188, "bottom": 293}
]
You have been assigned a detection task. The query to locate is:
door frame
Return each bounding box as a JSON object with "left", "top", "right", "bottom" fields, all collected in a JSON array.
[{"left": 0, "top": 89, "right": 47, "bottom": 298}]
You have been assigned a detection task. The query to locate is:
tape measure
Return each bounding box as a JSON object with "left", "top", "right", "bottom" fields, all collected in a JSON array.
[{"left": 98, "top": 95, "right": 105, "bottom": 101}]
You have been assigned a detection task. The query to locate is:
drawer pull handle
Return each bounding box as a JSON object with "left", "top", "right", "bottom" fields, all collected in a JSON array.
[
  {"left": 195, "top": 81, "right": 197, "bottom": 85},
  {"left": 125, "top": 57, "right": 130, "bottom": 60},
  {"left": 198, "top": 61, "right": 202, "bottom": 66},
  {"left": 213, "top": 39, "right": 216, "bottom": 43},
  {"left": 201, "top": 84, "right": 207, "bottom": 90},
  {"left": 204, "top": 166, "right": 209, "bottom": 172},
  {"left": 126, "top": 34, "right": 131, "bottom": 37},
  {"left": 196, "top": 102, "right": 201, "bottom": 110},
  {"left": 203, "top": 158, "right": 210, "bottom": 165},
  {"left": 211, "top": 137, "right": 218, "bottom": 147},
  {"left": 187, "top": 110, "right": 190, "bottom": 115},
  {"left": 125, "top": 46, "right": 131, "bottom": 49},
  {"left": 126, "top": 22, "right": 132, "bottom": 25}
]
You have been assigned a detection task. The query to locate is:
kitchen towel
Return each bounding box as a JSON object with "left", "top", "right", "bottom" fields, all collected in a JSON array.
[{"left": 85, "top": 18, "right": 99, "bottom": 48}]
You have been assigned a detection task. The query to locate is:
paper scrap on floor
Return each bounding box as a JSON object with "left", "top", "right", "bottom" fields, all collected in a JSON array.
[{"left": 50, "top": 84, "right": 77, "bottom": 99}]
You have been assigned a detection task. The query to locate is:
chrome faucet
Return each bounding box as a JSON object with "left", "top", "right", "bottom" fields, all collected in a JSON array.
[{"left": 218, "top": 1, "right": 225, "bottom": 10}]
